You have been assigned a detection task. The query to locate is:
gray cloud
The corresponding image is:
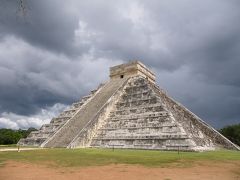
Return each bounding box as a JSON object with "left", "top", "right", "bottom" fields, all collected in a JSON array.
[
  {"left": 0, "top": 35, "right": 122, "bottom": 116},
  {"left": 0, "top": 0, "right": 239, "bottom": 129},
  {"left": 0, "top": 0, "right": 80, "bottom": 55},
  {"left": 0, "top": 103, "right": 67, "bottom": 129}
]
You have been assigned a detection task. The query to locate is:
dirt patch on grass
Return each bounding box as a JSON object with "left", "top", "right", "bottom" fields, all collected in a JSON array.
[{"left": 0, "top": 160, "right": 239, "bottom": 180}]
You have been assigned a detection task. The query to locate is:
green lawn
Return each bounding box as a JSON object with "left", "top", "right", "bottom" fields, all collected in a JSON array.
[
  {"left": 0, "top": 144, "right": 37, "bottom": 149},
  {"left": 0, "top": 148, "right": 239, "bottom": 167},
  {"left": 0, "top": 144, "right": 17, "bottom": 148}
]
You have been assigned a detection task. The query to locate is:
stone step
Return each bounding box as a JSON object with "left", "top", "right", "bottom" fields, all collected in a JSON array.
[
  {"left": 125, "top": 84, "right": 149, "bottom": 92},
  {"left": 81, "top": 95, "right": 92, "bottom": 101},
  {"left": 59, "top": 110, "right": 75, "bottom": 117},
  {"left": 122, "top": 89, "right": 152, "bottom": 97},
  {"left": 102, "top": 124, "right": 177, "bottom": 131},
  {"left": 90, "top": 143, "right": 192, "bottom": 150},
  {"left": 93, "top": 134, "right": 189, "bottom": 140},
  {"left": 100, "top": 124, "right": 178, "bottom": 130},
  {"left": 107, "top": 118, "right": 172, "bottom": 123},
  {"left": 115, "top": 104, "right": 164, "bottom": 112},
  {"left": 50, "top": 121, "right": 65, "bottom": 127},
  {"left": 58, "top": 114, "right": 72, "bottom": 118},
  {"left": 120, "top": 92, "right": 154, "bottom": 102},
  {"left": 72, "top": 102, "right": 84, "bottom": 108},
  {"left": 106, "top": 118, "right": 171, "bottom": 125},
  {"left": 166, "top": 144, "right": 190, "bottom": 148},
  {"left": 98, "top": 132, "right": 184, "bottom": 138},
  {"left": 116, "top": 97, "right": 158, "bottom": 107},
  {"left": 51, "top": 117, "right": 70, "bottom": 124},
  {"left": 18, "top": 138, "right": 46, "bottom": 146},
  {"left": 63, "top": 109, "right": 77, "bottom": 113},
  {"left": 109, "top": 111, "right": 169, "bottom": 119},
  {"left": 113, "top": 105, "right": 164, "bottom": 113}
]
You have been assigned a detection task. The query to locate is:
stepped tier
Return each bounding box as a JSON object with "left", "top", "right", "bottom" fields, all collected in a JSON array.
[
  {"left": 90, "top": 76, "right": 196, "bottom": 150},
  {"left": 18, "top": 61, "right": 240, "bottom": 151}
]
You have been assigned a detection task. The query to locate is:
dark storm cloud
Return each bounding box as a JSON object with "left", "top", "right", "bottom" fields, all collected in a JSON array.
[
  {"left": 0, "top": 0, "right": 239, "bottom": 129},
  {"left": 0, "top": 0, "right": 81, "bottom": 55},
  {"left": 0, "top": 36, "right": 122, "bottom": 117}
]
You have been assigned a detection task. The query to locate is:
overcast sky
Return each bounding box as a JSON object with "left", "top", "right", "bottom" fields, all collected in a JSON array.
[{"left": 0, "top": 0, "right": 239, "bottom": 129}]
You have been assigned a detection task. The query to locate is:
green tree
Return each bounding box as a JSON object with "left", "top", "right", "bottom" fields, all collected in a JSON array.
[
  {"left": 219, "top": 124, "right": 240, "bottom": 146},
  {"left": 0, "top": 128, "right": 37, "bottom": 145}
]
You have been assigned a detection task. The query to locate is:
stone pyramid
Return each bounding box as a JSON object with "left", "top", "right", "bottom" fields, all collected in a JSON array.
[{"left": 18, "top": 61, "right": 240, "bottom": 151}]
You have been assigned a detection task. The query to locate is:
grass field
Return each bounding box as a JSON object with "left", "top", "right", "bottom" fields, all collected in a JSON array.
[
  {"left": 0, "top": 144, "right": 17, "bottom": 148},
  {"left": 0, "top": 144, "right": 37, "bottom": 150},
  {"left": 0, "top": 148, "right": 239, "bottom": 167}
]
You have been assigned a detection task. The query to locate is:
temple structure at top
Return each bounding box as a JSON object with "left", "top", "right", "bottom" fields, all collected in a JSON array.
[{"left": 110, "top": 61, "right": 156, "bottom": 84}]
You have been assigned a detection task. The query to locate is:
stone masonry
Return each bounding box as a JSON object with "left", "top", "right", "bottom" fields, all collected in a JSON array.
[{"left": 18, "top": 61, "right": 240, "bottom": 151}]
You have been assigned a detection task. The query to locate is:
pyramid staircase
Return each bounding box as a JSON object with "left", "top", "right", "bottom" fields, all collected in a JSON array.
[{"left": 43, "top": 77, "right": 128, "bottom": 147}]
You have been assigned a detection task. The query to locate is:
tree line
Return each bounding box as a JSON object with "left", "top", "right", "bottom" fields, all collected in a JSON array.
[
  {"left": 0, "top": 128, "right": 37, "bottom": 145},
  {"left": 219, "top": 123, "right": 240, "bottom": 146}
]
